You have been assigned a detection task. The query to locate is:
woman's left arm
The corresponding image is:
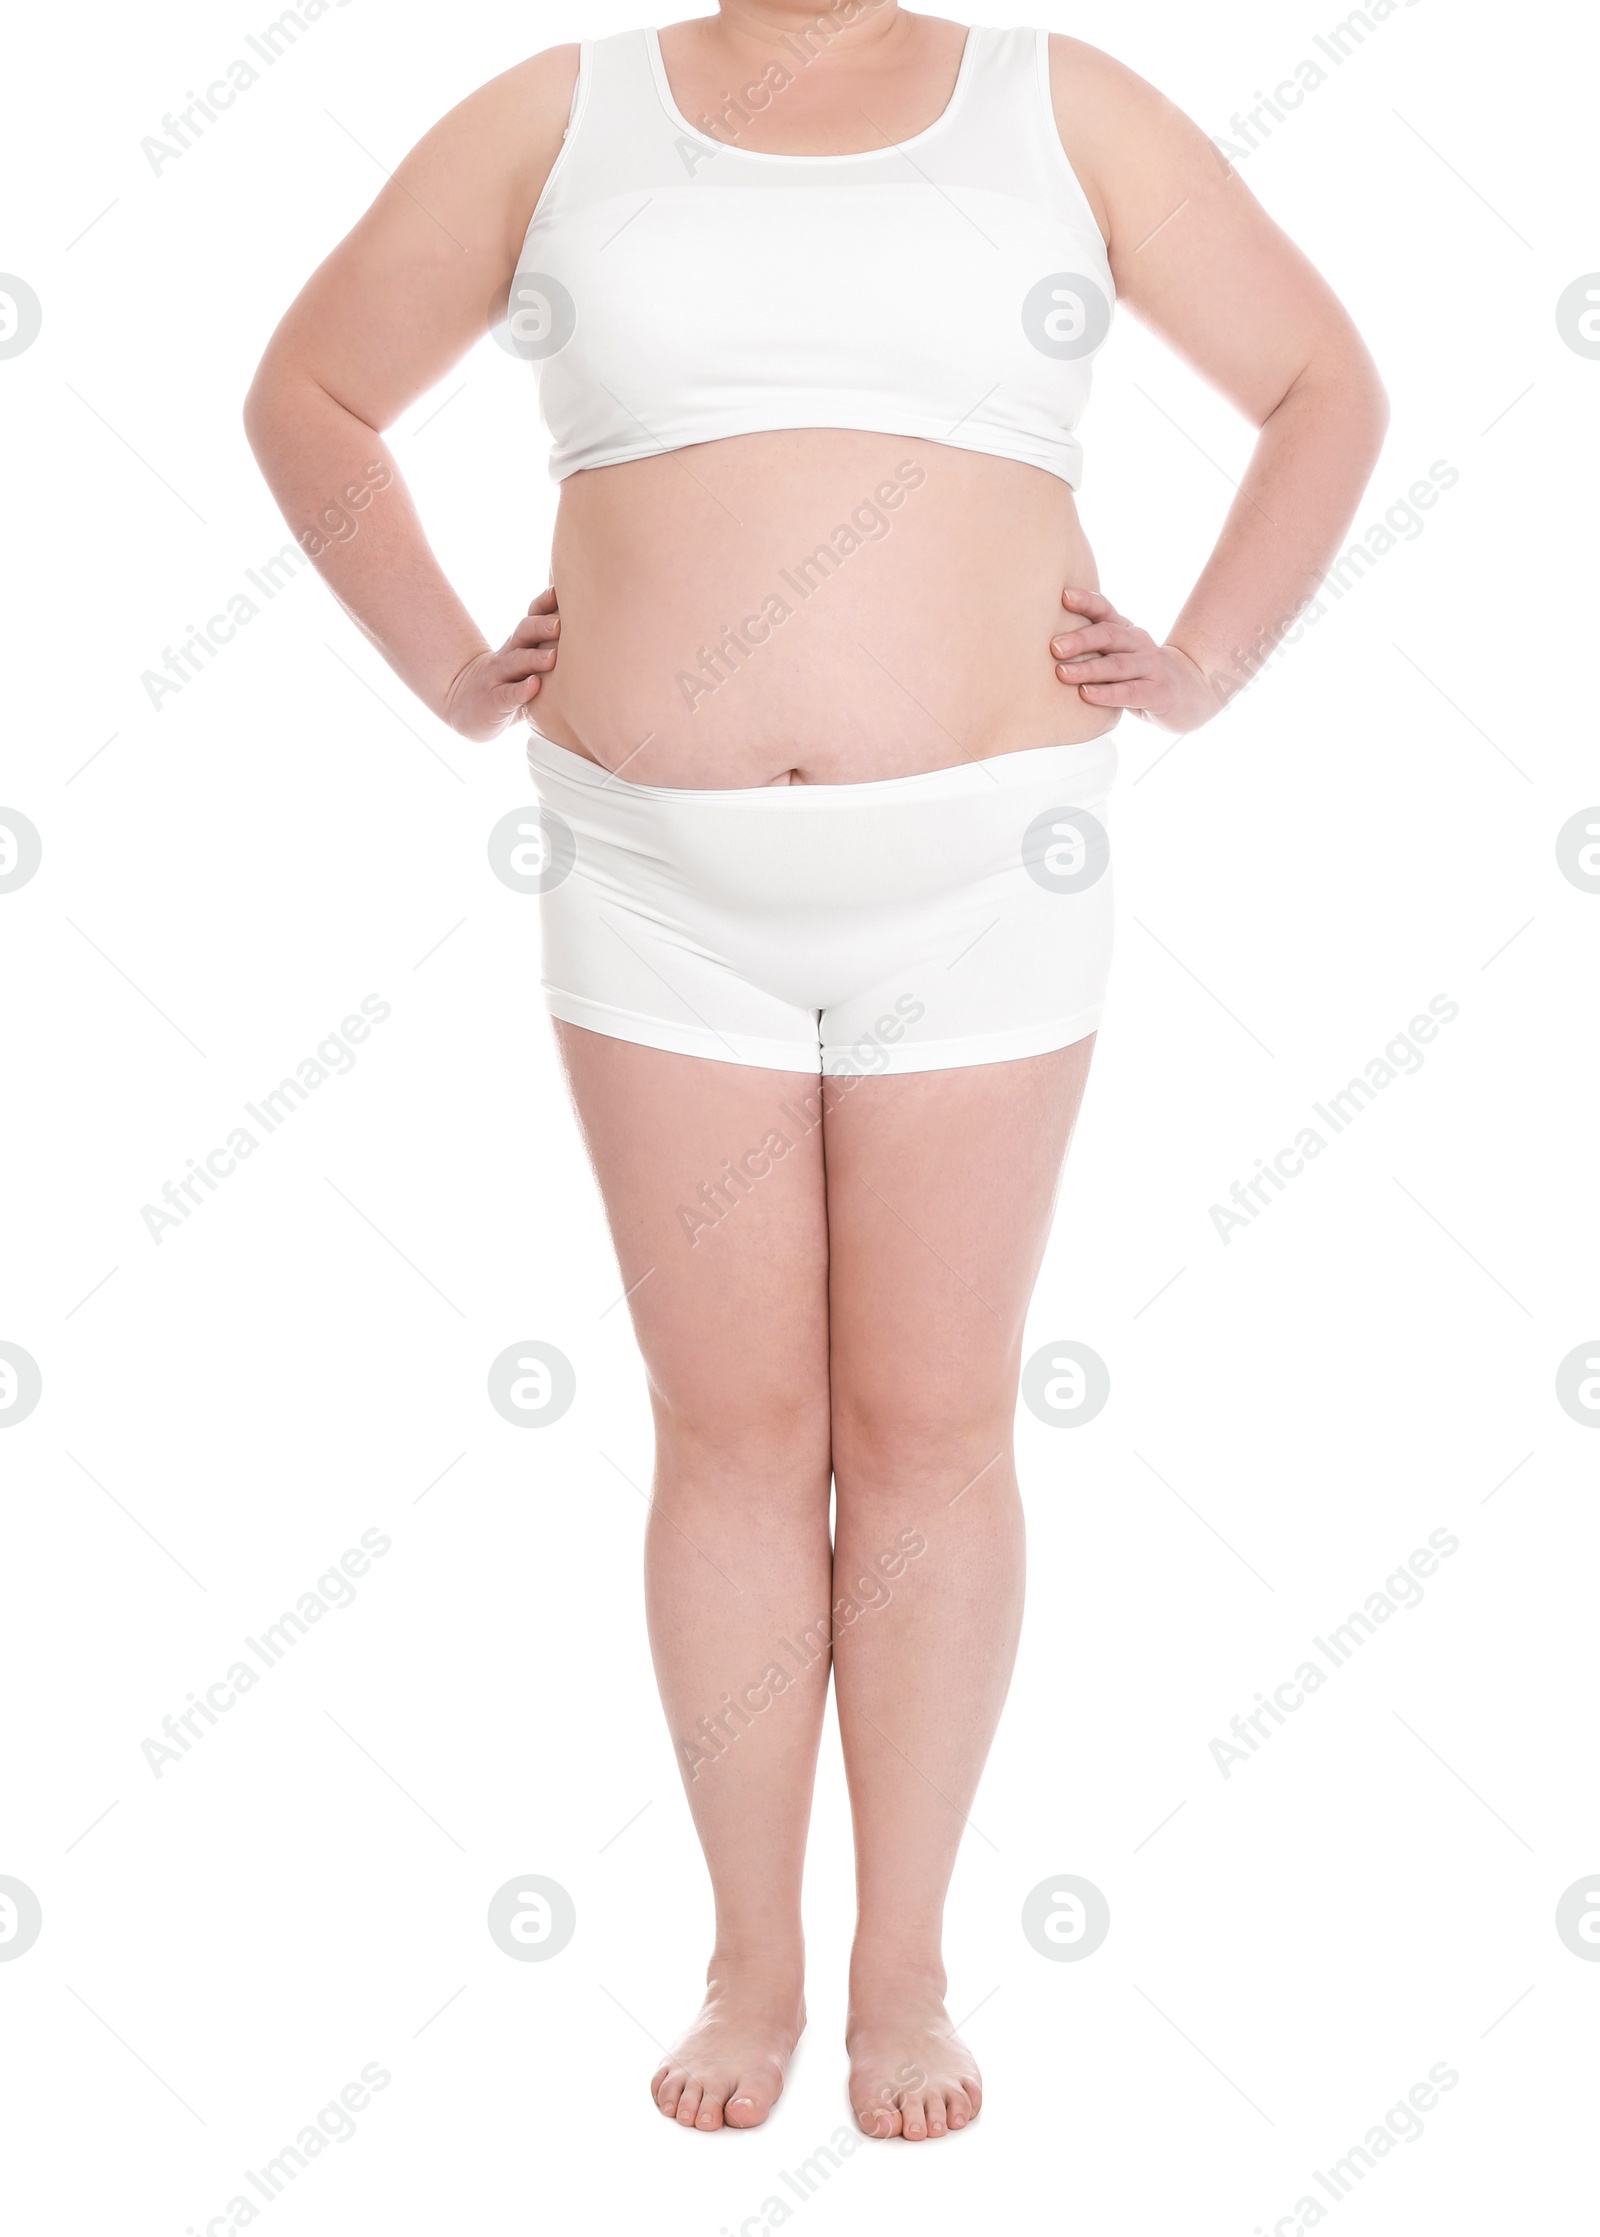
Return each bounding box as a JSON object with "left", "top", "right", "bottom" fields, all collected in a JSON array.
[{"left": 1046, "top": 34, "right": 1391, "bottom": 731}]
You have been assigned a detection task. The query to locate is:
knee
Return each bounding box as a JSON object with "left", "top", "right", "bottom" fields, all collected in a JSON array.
[
  {"left": 830, "top": 1386, "right": 1013, "bottom": 1503},
  {"left": 652, "top": 1381, "right": 831, "bottom": 1495}
]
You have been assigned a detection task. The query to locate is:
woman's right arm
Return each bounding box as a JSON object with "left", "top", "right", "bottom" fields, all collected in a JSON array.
[{"left": 242, "top": 47, "right": 579, "bottom": 740}]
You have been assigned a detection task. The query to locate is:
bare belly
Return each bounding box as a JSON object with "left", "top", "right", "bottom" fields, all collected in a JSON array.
[{"left": 531, "top": 429, "right": 1119, "bottom": 787}]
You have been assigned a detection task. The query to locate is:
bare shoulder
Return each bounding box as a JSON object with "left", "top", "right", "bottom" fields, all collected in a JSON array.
[
  {"left": 1045, "top": 33, "right": 1233, "bottom": 260},
  {"left": 251, "top": 41, "right": 584, "bottom": 411},
  {"left": 479, "top": 41, "right": 584, "bottom": 138},
  {"left": 1045, "top": 32, "right": 1378, "bottom": 426},
  {"left": 403, "top": 44, "right": 583, "bottom": 258}
]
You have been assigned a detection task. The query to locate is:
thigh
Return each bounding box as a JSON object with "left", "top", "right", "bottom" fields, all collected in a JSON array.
[
  {"left": 555, "top": 1022, "right": 832, "bottom": 1428},
  {"left": 823, "top": 1039, "right": 1097, "bottom": 1438}
]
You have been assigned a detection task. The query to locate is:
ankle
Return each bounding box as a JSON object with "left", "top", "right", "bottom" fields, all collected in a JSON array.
[
  {"left": 706, "top": 1942, "right": 806, "bottom": 1992},
  {"left": 848, "top": 1945, "right": 948, "bottom": 2001}
]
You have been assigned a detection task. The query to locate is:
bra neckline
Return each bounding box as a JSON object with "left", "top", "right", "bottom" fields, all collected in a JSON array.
[{"left": 644, "top": 23, "right": 980, "bottom": 167}]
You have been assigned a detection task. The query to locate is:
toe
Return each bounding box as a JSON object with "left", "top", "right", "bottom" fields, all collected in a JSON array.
[
  {"left": 654, "top": 2066, "right": 683, "bottom": 2117},
  {"left": 675, "top": 2081, "right": 704, "bottom": 2128},
  {"left": 945, "top": 2085, "right": 974, "bottom": 2130},
  {"left": 695, "top": 2088, "right": 727, "bottom": 2131},
  {"left": 856, "top": 2092, "right": 899, "bottom": 2138},
  {"left": 900, "top": 2091, "right": 930, "bottom": 2141},
  {"left": 726, "top": 2090, "right": 765, "bottom": 2128},
  {"left": 925, "top": 2092, "right": 948, "bottom": 2137}
]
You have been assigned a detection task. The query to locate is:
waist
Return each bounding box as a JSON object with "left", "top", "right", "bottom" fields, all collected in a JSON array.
[
  {"left": 526, "top": 727, "right": 1118, "bottom": 924},
  {"left": 530, "top": 428, "right": 1119, "bottom": 786},
  {"left": 527, "top": 727, "right": 1119, "bottom": 808}
]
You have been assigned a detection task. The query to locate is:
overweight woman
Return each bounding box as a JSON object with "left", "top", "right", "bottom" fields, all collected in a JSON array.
[{"left": 246, "top": 2, "right": 1386, "bottom": 2142}]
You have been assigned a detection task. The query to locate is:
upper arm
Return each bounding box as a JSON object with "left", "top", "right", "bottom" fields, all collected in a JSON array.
[
  {"left": 1048, "top": 35, "right": 1383, "bottom": 426},
  {"left": 246, "top": 45, "right": 580, "bottom": 431}
]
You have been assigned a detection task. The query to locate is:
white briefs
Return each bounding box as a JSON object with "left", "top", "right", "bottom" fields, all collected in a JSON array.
[{"left": 524, "top": 733, "right": 1117, "bottom": 1076}]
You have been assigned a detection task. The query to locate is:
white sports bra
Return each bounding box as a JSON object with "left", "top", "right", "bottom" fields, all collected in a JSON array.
[{"left": 508, "top": 25, "right": 1115, "bottom": 488}]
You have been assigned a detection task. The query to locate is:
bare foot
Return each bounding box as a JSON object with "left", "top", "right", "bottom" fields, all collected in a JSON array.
[
  {"left": 651, "top": 1961, "right": 807, "bottom": 2131},
  {"left": 847, "top": 1966, "right": 982, "bottom": 2140}
]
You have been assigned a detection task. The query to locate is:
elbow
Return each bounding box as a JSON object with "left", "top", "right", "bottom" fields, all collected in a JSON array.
[
  {"left": 241, "top": 351, "right": 281, "bottom": 465},
  {"left": 1288, "top": 332, "right": 1390, "bottom": 473},
  {"left": 1334, "top": 324, "right": 1391, "bottom": 461},
  {"left": 241, "top": 340, "right": 321, "bottom": 465},
  {"left": 1344, "top": 372, "right": 1390, "bottom": 488},
  {"left": 242, "top": 351, "right": 381, "bottom": 468},
  {"left": 1362, "top": 356, "right": 1392, "bottom": 456}
]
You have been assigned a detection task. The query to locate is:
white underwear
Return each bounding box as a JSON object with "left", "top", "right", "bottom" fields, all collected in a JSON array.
[{"left": 524, "top": 733, "right": 1117, "bottom": 1076}]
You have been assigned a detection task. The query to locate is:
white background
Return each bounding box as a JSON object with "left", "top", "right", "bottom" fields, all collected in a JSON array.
[{"left": 2, "top": 0, "right": 1597, "bottom": 2231}]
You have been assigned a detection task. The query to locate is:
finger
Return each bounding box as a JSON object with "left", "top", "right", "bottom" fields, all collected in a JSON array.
[
  {"left": 494, "top": 645, "right": 558, "bottom": 678},
  {"left": 1055, "top": 652, "right": 1151, "bottom": 684},
  {"left": 1077, "top": 680, "right": 1154, "bottom": 706},
  {"left": 1059, "top": 585, "right": 1120, "bottom": 623},
  {"left": 496, "top": 673, "right": 544, "bottom": 710},
  {"left": 510, "top": 613, "right": 561, "bottom": 645},
  {"left": 526, "top": 585, "right": 559, "bottom": 615},
  {"left": 480, "top": 663, "right": 552, "bottom": 704},
  {"left": 1049, "top": 623, "right": 1147, "bottom": 659}
]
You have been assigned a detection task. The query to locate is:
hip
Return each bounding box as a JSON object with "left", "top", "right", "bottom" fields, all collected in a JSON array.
[
  {"left": 525, "top": 727, "right": 1117, "bottom": 922},
  {"left": 523, "top": 728, "right": 1119, "bottom": 1073}
]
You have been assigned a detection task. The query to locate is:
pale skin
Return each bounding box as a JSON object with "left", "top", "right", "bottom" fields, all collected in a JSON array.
[{"left": 245, "top": 0, "right": 1387, "bottom": 2138}]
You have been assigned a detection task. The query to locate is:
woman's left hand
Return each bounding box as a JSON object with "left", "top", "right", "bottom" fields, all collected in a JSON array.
[{"left": 1050, "top": 586, "right": 1227, "bottom": 734}]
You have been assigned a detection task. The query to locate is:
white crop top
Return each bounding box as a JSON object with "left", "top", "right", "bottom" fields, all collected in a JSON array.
[{"left": 507, "top": 25, "right": 1115, "bottom": 488}]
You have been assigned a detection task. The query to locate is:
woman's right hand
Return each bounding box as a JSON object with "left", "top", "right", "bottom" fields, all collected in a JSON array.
[{"left": 441, "top": 586, "right": 560, "bottom": 741}]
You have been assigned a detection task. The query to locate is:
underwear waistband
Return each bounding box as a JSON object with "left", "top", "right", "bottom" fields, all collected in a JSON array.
[{"left": 524, "top": 728, "right": 1119, "bottom": 809}]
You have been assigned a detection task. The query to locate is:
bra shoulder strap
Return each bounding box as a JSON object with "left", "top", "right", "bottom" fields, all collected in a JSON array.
[
  {"left": 537, "top": 28, "right": 684, "bottom": 212},
  {"left": 927, "top": 27, "right": 1041, "bottom": 172},
  {"left": 936, "top": 25, "right": 1108, "bottom": 255}
]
